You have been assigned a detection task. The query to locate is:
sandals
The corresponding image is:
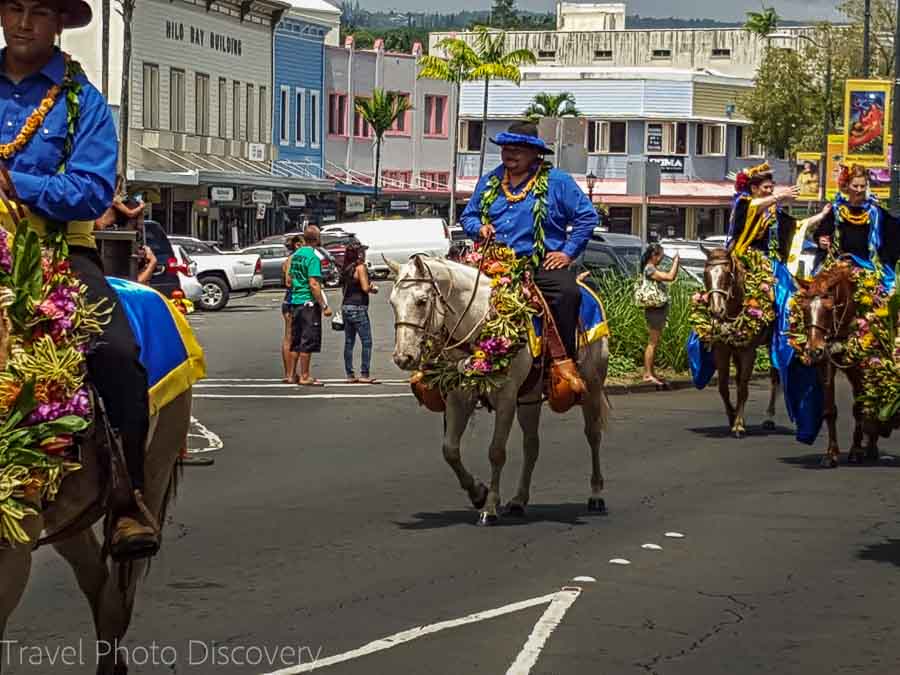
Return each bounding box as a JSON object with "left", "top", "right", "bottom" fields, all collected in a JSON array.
[
  {"left": 297, "top": 379, "right": 324, "bottom": 387},
  {"left": 357, "top": 377, "right": 379, "bottom": 384}
]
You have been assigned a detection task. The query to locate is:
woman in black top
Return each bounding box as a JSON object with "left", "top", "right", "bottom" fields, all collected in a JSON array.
[
  {"left": 813, "top": 164, "right": 900, "bottom": 277},
  {"left": 341, "top": 242, "right": 379, "bottom": 383}
]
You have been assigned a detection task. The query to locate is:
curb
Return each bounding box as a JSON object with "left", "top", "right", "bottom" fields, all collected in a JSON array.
[{"left": 606, "top": 372, "right": 770, "bottom": 396}]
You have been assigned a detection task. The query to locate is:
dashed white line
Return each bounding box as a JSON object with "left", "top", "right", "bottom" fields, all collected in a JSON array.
[
  {"left": 195, "top": 393, "right": 413, "bottom": 400},
  {"left": 262, "top": 591, "right": 562, "bottom": 674},
  {"left": 506, "top": 588, "right": 581, "bottom": 675},
  {"left": 195, "top": 383, "right": 409, "bottom": 389}
]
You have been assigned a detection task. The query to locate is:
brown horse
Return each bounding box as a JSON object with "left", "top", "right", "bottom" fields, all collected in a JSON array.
[
  {"left": 794, "top": 262, "right": 884, "bottom": 467},
  {"left": 702, "top": 248, "right": 780, "bottom": 438},
  {"left": 0, "top": 302, "right": 193, "bottom": 675}
]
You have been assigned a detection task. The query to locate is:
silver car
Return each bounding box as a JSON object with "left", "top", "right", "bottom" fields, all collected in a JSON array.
[{"left": 238, "top": 244, "right": 340, "bottom": 288}]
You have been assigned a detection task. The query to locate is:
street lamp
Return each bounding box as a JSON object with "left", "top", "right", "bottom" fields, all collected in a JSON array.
[
  {"left": 768, "top": 31, "right": 832, "bottom": 203},
  {"left": 586, "top": 170, "right": 597, "bottom": 202}
]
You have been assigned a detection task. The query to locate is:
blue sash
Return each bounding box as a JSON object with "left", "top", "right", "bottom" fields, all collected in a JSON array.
[{"left": 687, "top": 331, "right": 716, "bottom": 389}]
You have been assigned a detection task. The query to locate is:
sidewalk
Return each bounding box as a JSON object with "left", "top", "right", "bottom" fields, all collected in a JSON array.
[{"left": 605, "top": 371, "right": 770, "bottom": 395}]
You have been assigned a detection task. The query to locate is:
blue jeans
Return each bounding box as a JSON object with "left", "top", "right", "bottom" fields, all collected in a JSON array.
[{"left": 342, "top": 305, "right": 373, "bottom": 377}]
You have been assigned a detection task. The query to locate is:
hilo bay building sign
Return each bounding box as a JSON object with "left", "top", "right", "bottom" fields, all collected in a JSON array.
[{"left": 165, "top": 21, "right": 243, "bottom": 56}]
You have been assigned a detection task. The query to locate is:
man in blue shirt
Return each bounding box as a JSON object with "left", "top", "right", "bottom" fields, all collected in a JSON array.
[
  {"left": 0, "top": 0, "right": 159, "bottom": 559},
  {"left": 461, "top": 121, "right": 598, "bottom": 390}
]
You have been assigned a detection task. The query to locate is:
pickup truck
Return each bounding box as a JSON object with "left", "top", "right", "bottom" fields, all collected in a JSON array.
[{"left": 169, "top": 235, "right": 264, "bottom": 310}]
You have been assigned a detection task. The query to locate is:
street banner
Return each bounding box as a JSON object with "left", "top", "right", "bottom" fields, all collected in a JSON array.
[
  {"left": 843, "top": 79, "right": 891, "bottom": 164},
  {"left": 794, "top": 152, "right": 822, "bottom": 201},
  {"left": 825, "top": 133, "right": 892, "bottom": 201}
]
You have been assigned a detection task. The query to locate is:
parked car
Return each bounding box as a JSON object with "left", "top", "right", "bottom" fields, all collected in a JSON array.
[
  {"left": 171, "top": 244, "right": 203, "bottom": 303},
  {"left": 580, "top": 232, "right": 702, "bottom": 287},
  {"left": 661, "top": 238, "right": 709, "bottom": 278},
  {"left": 143, "top": 219, "right": 181, "bottom": 298},
  {"left": 321, "top": 218, "right": 451, "bottom": 278},
  {"left": 169, "top": 236, "right": 263, "bottom": 311},
  {"left": 699, "top": 234, "right": 820, "bottom": 277},
  {"left": 237, "top": 243, "right": 341, "bottom": 288}
]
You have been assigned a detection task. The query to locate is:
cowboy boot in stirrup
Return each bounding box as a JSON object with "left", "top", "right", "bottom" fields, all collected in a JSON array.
[
  {"left": 110, "top": 490, "right": 160, "bottom": 561},
  {"left": 552, "top": 358, "right": 587, "bottom": 395}
]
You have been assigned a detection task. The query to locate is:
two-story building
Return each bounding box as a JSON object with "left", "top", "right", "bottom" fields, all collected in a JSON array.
[
  {"left": 454, "top": 66, "right": 790, "bottom": 239},
  {"left": 324, "top": 38, "right": 455, "bottom": 219},
  {"left": 272, "top": 0, "right": 340, "bottom": 227}
]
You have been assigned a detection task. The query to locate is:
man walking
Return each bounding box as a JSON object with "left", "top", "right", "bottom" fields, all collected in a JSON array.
[{"left": 287, "top": 226, "right": 332, "bottom": 386}]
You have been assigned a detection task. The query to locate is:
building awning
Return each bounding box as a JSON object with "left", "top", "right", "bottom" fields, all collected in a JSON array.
[
  {"left": 129, "top": 142, "right": 334, "bottom": 192},
  {"left": 334, "top": 182, "right": 376, "bottom": 195}
]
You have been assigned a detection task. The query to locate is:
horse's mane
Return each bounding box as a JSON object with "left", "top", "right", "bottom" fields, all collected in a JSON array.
[{"left": 804, "top": 262, "right": 853, "bottom": 298}]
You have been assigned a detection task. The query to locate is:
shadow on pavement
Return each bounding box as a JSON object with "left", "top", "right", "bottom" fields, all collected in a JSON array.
[
  {"left": 395, "top": 502, "right": 601, "bottom": 530},
  {"left": 858, "top": 539, "right": 900, "bottom": 567},
  {"left": 778, "top": 454, "right": 900, "bottom": 470},
  {"left": 688, "top": 425, "right": 794, "bottom": 439}
]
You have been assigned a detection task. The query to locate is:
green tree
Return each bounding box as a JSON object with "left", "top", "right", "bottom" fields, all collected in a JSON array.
[
  {"left": 838, "top": 0, "right": 895, "bottom": 77},
  {"left": 468, "top": 27, "right": 536, "bottom": 177},
  {"left": 523, "top": 92, "right": 581, "bottom": 120},
  {"left": 491, "top": 0, "right": 517, "bottom": 28},
  {"left": 354, "top": 89, "right": 414, "bottom": 209},
  {"left": 418, "top": 37, "right": 481, "bottom": 224},
  {"left": 743, "top": 5, "right": 780, "bottom": 36}
]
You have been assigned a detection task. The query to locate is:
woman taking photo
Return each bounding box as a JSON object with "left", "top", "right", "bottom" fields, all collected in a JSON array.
[
  {"left": 281, "top": 235, "right": 302, "bottom": 382},
  {"left": 640, "top": 243, "right": 680, "bottom": 386},
  {"left": 341, "top": 242, "right": 378, "bottom": 383}
]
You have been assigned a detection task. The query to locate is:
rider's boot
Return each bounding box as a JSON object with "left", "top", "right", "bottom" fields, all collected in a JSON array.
[
  {"left": 110, "top": 490, "right": 160, "bottom": 561},
  {"left": 551, "top": 357, "right": 587, "bottom": 395}
]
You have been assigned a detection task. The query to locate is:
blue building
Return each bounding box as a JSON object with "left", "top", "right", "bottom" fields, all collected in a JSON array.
[{"left": 272, "top": 0, "right": 340, "bottom": 225}]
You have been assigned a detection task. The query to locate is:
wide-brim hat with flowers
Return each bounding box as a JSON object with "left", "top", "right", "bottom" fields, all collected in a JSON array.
[{"left": 490, "top": 122, "right": 554, "bottom": 155}]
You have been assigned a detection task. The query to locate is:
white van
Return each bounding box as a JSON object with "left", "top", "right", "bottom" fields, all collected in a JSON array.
[{"left": 322, "top": 218, "right": 451, "bottom": 278}]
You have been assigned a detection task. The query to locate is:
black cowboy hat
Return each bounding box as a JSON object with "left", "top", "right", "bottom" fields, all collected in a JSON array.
[
  {"left": 490, "top": 121, "right": 554, "bottom": 155},
  {"left": 20, "top": 0, "right": 93, "bottom": 29}
]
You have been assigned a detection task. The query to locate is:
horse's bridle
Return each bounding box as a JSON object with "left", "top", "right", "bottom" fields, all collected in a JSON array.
[
  {"left": 705, "top": 256, "right": 740, "bottom": 319},
  {"left": 392, "top": 259, "right": 456, "bottom": 335}
]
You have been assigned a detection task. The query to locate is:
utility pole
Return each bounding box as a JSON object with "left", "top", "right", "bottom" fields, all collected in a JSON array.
[
  {"left": 864, "top": 0, "right": 872, "bottom": 77},
  {"left": 891, "top": 0, "right": 900, "bottom": 212}
]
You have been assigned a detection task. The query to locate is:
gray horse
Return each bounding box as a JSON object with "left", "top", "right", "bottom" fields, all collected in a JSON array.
[
  {"left": 0, "top": 295, "right": 193, "bottom": 675},
  {"left": 388, "top": 255, "right": 610, "bottom": 525}
]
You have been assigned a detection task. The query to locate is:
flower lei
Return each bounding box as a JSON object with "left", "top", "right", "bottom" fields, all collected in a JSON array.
[
  {"left": 786, "top": 262, "right": 900, "bottom": 422},
  {"left": 482, "top": 162, "right": 551, "bottom": 269},
  {"left": 688, "top": 247, "right": 776, "bottom": 348},
  {"left": 417, "top": 245, "right": 538, "bottom": 397},
  {"left": 0, "top": 55, "right": 100, "bottom": 547}
]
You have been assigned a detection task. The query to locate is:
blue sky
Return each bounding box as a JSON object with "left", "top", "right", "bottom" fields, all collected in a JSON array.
[{"left": 355, "top": 1, "right": 844, "bottom": 23}]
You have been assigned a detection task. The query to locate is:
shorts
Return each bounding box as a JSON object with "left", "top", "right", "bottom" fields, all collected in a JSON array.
[
  {"left": 645, "top": 304, "right": 669, "bottom": 331},
  {"left": 291, "top": 304, "right": 322, "bottom": 353}
]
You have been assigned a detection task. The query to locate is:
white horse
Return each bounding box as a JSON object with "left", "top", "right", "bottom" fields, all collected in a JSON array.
[{"left": 388, "top": 255, "right": 610, "bottom": 525}]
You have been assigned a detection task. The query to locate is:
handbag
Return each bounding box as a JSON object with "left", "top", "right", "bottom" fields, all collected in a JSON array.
[
  {"left": 331, "top": 310, "right": 344, "bottom": 331},
  {"left": 633, "top": 274, "right": 668, "bottom": 309}
]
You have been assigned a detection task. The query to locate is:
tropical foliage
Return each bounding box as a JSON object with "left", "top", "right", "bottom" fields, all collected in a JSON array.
[
  {"left": 354, "top": 89, "right": 414, "bottom": 204},
  {"left": 743, "top": 6, "right": 780, "bottom": 36},
  {"left": 523, "top": 92, "right": 581, "bottom": 121}
]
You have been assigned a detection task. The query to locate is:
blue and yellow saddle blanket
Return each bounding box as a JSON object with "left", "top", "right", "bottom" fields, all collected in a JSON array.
[
  {"left": 107, "top": 277, "right": 206, "bottom": 416},
  {"left": 527, "top": 279, "right": 609, "bottom": 357}
]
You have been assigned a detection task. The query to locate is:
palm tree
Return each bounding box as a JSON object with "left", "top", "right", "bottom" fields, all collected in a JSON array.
[
  {"left": 468, "top": 27, "right": 536, "bottom": 178},
  {"left": 101, "top": 0, "right": 110, "bottom": 97},
  {"left": 523, "top": 92, "right": 581, "bottom": 120},
  {"left": 744, "top": 6, "right": 779, "bottom": 37},
  {"left": 418, "top": 39, "right": 481, "bottom": 225},
  {"left": 116, "top": 0, "right": 136, "bottom": 181},
  {"left": 354, "top": 89, "right": 414, "bottom": 211}
]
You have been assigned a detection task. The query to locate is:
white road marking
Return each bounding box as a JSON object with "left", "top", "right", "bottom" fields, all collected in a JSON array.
[
  {"left": 196, "top": 393, "right": 413, "bottom": 400},
  {"left": 608, "top": 558, "right": 631, "bottom": 565},
  {"left": 203, "top": 378, "right": 409, "bottom": 384},
  {"left": 506, "top": 588, "right": 581, "bottom": 675},
  {"left": 641, "top": 544, "right": 663, "bottom": 551},
  {"left": 572, "top": 576, "right": 596, "bottom": 583},
  {"left": 664, "top": 532, "right": 685, "bottom": 538},
  {"left": 187, "top": 417, "right": 224, "bottom": 455},
  {"left": 195, "top": 383, "right": 409, "bottom": 388},
  {"left": 263, "top": 592, "right": 562, "bottom": 674}
]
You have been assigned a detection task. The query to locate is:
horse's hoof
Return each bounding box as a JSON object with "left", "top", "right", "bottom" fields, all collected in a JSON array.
[
  {"left": 847, "top": 451, "right": 864, "bottom": 465},
  {"left": 587, "top": 497, "right": 607, "bottom": 514},
  {"left": 820, "top": 455, "right": 839, "bottom": 469},
  {"left": 471, "top": 483, "right": 489, "bottom": 510},
  {"left": 732, "top": 429, "right": 745, "bottom": 439},
  {"left": 865, "top": 447, "right": 880, "bottom": 463},
  {"left": 477, "top": 512, "right": 499, "bottom": 527},
  {"left": 505, "top": 502, "right": 527, "bottom": 518},
  {"left": 762, "top": 419, "right": 776, "bottom": 431}
]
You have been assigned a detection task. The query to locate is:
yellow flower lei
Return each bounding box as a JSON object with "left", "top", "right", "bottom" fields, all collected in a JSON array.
[
  {"left": 837, "top": 204, "right": 870, "bottom": 226},
  {"left": 501, "top": 170, "right": 539, "bottom": 203}
]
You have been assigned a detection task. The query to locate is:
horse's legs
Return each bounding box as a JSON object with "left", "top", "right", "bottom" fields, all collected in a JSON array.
[
  {"left": 52, "top": 529, "right": 108, "bottom": 631},
  {"left": 0, "top": 515, "right": 41, "bottom": 673},
  {"left": 714, "top": 346, "right": 735, "bottom": 428},
  {"left": 442, "top": 393, "right": 486, "bottom": 509},
  {"left": 507, "top": 401, "right": 542, "bottom": 516},
  {"left": 731, "top": 348, "right": 755, "bottom": 438},
  {"left": 582, "top": 387, "right": 608, "bottom": 513},
  {"left": 763, "top": 365, "right": 779, "bottom": 431},
  {"left": 479, "top": 404, "right": 517, "bottom": 526},
  {"left": 821, "top": 363, "right": 840, "bottom": 468},
  {"left": 845, "top": 369, "right": 876, "bottom": 463}
]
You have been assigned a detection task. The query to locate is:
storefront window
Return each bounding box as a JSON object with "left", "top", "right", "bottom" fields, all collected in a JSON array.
[
  {"left": 647, "top": 206, "right": 685, "bottom": 241},
  {"left": 607, "top": 207, "right": 633, "bottom": 235},
  {"left": 697, "top": 207, "right": 726, "bottom": 239}
]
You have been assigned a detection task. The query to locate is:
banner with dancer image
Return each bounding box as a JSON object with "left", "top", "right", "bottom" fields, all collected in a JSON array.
[
  {"left": 825, "top": 133, "right": 892, "bottom": 201},
  {"left": 794, "top": 152, "right": 822, "bottom": 201},
  {"left": 843, "top": 79, "right": 892, "bottom": 165}
]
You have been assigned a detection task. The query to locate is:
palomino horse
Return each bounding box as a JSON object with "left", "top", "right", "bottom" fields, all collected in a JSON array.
[
  {"left": 0, "top": 302, "right": 193, "bottom": 675},
  {"left": 702, "top": 248, "right": 780, "bottom": 438},
  {"left": 794, "top": 262, "right": 888, "bottom": 467},
  {"left": 388, "top": 255, "right": 610, "bottom": 525}
]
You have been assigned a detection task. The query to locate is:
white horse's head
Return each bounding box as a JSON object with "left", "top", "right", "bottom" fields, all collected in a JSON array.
[{"left": 388, "top": 255, "right": 454, "bottom": 371}]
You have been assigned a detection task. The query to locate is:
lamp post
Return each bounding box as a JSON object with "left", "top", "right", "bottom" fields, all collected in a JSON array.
[
  {"left": 891, "top": 0, "right": 900, "bottom": 212},
  {"left": 768, "top": 31, "right": 832, "bottom": 202},
  {"left": 586, "top": 170, "right": 597, "bottom": 203}
]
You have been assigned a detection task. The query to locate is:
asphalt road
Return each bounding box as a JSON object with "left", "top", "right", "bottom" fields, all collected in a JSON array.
[{"left": 5, "top": 288, "right": 900, "bottom": 674}]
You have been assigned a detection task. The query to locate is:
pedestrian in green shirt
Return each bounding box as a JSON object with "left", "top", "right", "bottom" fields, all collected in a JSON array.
[{"left": 285, "top": 226, "right": 332, "bottom": 385}]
